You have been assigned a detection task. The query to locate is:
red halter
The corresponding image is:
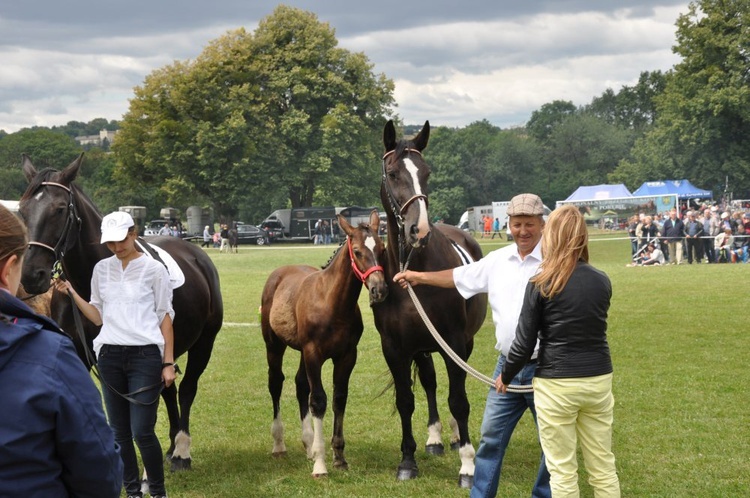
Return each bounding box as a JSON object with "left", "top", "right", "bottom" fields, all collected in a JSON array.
[{"left": 347, "top": 236, "right": 383, "bottom": 284}]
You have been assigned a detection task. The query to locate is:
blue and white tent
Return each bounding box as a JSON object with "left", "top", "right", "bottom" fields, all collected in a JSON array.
[
  {"left": 564, "top": 184, "right": 632, "bottom": 201},
  {"left": 632, "top": 180, "right": 712, "bottom": 200}
]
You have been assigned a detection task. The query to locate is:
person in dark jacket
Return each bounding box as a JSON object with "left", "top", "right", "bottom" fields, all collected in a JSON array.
[
  {"left": 499, "top": 204, "right": 620, "bottom": 498},
  {"left": 0, "top": 204, "right": 122, "bottom": 497},
  {"left": 662, "top": 209, "right": 684, "bottom": 264},
  {"left": 683, "top": 210, "right": 704, "bottom": 264}
]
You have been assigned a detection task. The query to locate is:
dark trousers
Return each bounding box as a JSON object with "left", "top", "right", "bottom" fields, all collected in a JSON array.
[
  {"left": 686, "top": 237, "right": 703, "bottom": 263},
  {"left": 98, "top": 344, "right": 166, "bottom": 497},
  {"left": 703, "top": 238, "right": 714, "bottom": 262}
]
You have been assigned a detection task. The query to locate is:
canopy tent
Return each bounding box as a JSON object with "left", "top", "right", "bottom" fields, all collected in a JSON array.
[
  {"left": 632, "top": 180, "right": 712, "bottom": 200},
  {"left": 564, "top": 184, "right": 632, "bottom": 201}
]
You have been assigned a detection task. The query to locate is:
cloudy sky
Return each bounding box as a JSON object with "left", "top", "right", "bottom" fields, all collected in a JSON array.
[{"left": 0, "top": 0, "right": 691, "bottom": 133}]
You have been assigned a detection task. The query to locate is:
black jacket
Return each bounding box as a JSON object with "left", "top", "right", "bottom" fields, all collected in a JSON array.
[
  {"left": 502, "top": 261, "right": 613, "bottom": 383},
  {"left": 663, "top": 218, "right": 684, "bottom": 241}
]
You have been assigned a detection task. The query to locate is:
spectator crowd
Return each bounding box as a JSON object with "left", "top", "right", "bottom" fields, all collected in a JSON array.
[{"left": 627, "top": 203, "right": 750, "bottom": 266}]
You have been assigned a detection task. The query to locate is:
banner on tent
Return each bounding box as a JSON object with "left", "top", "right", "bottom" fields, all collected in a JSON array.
[{"left": 556, "top": 194, "right": 679, "bottom": 223}]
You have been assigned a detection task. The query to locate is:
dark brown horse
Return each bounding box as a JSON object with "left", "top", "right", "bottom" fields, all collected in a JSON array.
[
  {"left": 18, "top": 154, "right": 223, "bottom": 471},
  {"left": 260, "top": 211, "right": 387, "bottom": 477},
  {"left": 373, "top": 120, "right": 488, "bottom": 487}
]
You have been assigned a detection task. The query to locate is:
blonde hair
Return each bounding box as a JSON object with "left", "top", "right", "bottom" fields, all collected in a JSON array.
[{"left": 531, "top": 204, "right": 588, "bottom": 299}]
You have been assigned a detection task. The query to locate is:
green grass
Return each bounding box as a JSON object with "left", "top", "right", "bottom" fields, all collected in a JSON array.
[{"left": 146, "top": 235, "right": 749, "bottom": 497}]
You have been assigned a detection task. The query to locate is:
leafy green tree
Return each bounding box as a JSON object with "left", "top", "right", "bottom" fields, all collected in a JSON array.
[
  {"left": 488, "top": 129, "right": 545, "bottom": 202},
  {"left": 526, "top": 100, "right": 577, "bottom": 142},
  {"left": 0, "top": 129, "right": 82, "bottom": 199},
  {"left": 587, "top": 71, "right": 667, "bottom": 131},
  {"left": 114, "top": 6, "right": 394, "bottom": 222},
  {"left": 425, "top": 122, "right": 502, "bottom": 222},
  {"left": 526, "top": 112, "right": 632, "bottom": 203},
  {"left": 615, "top": 0, "right": 750, "bottom": 197}
]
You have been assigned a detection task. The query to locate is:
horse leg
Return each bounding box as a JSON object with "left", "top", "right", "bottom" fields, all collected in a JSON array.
[
  {"left": 294, "top": 356, "right": 313, "bottom": 458},
  {"left": 161, "top": 383, "right": 180, "bottom": 459},
  {"left": 414, "top": 352, "right": 443, "bottom": 455},
  {"left": 384, "top": 350, "right": 418, "bottom": 480},
  {"left": 265, "top": 336, "right": 287, "bottom": 456},
  {"left": 441, "top": 351, "right": 475, "bottom": 489},
  {"left": 330, "top": 348, "right": 357, "bottom": 471},
  {"left": 170, "top": 327, "right": 220, "bottom": 471},
  {"left": 302, "top": 347, "right": 328, "bottom": 478}
]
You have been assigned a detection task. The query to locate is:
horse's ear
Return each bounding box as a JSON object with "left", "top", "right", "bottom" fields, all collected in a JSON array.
[
  {"left": 383, "top": 120, "right": 397, "bottom": 153},
  {"left": 369, "top": 209, "right": 380, "bottom": 231},
  {"left": 59, "top": 153, "right": 85, "bottom": 185},
  {"left": 412, "top": 120, "right": 430, "bottom": 152},
  {"left": 337, "top": 214, "right": 354, "bottom": 236},
  {"left": 22, "top": 154, "right": 37, "bottom": 183}
]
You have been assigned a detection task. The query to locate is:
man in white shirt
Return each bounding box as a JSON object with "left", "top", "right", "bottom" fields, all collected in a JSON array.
[{"left": 394, "top": 193, "right": 550, "bottom": 498}]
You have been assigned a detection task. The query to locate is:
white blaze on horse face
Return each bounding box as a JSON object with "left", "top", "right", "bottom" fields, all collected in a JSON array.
[
  {"left": 364, "top": 235, "right": 377, "bottom": 256},
  {"left": 404, "top": 158, "right": 430, "bottom": 238},
  {"left": 34, "top": 191, "right": 44, "bottom": 201}
]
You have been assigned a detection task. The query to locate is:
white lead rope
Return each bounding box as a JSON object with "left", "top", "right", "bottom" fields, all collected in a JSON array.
[{"left": 404, "top": 282, "right": 534, "bottom": 394}]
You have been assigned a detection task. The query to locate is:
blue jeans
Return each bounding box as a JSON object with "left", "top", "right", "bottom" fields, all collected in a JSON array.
[
  {"left": 470, "top": 355, "right": 551, "bottom": 498},
  {"left": 98, "top": 344, "right": 166, "bottom": 497}
]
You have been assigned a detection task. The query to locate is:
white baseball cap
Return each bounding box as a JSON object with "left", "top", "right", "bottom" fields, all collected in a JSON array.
[{"left": 101, "top": 211, "right": 135, "bottom": 243}]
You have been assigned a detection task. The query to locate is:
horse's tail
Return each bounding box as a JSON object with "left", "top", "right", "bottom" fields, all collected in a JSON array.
[
  {"left": 376, "top": 359, "right": 421, "bottom": 416},
  {"left": 377, "top": 368, "right": 399, "bottom": 415}
]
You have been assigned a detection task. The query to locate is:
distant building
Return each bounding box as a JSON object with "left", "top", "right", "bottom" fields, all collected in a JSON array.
[{"left": 74, "top": 129, "right": 118, "bottom": 147}]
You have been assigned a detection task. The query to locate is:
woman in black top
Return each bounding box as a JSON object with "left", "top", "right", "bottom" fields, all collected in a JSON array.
[{"left": 498, "top": 204, "right": 620, "bottom": 497}]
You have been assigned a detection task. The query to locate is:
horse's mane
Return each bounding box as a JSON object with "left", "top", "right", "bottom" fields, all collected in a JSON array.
[
  {"left": 20, "top": 168, "right": 59, "bottom": 201},
  {"left": 321, "top": 240, "right": 346, "bottom": 270}
]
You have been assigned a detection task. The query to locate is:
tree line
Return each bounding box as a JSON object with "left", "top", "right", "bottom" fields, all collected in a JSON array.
[{"left": 0, "top": 1, "right": 747, "bottom": 225}]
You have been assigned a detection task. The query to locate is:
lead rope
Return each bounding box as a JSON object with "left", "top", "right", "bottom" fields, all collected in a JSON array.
[
  {"left": 385, "top": 148, "right": 532, "bottom": 393},
  {"left": 396, "top": 225, "right": 533, "bottom": 394},
  {"left": 401, "top": 277, "right": 534, "bottom": 394}
]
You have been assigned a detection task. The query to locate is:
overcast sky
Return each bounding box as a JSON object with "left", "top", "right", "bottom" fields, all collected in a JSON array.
[{"left": 0, "top": 1, "right": 691, "bottom": 133}]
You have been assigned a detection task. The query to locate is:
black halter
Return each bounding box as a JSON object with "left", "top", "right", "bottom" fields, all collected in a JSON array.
[
  {"left": 26, "top": 181, "right": 81, "bottom": 263},
  {"left": 381, "top": 147, "right": 429, "bottom": 270},
  {"left": 381, "top": 148, "right": 429, "bottom": 229}
]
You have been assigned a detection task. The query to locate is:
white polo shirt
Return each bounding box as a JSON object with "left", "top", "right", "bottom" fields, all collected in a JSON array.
[{"left": 453, "top": 240, "right": 542, "bottom": 356}]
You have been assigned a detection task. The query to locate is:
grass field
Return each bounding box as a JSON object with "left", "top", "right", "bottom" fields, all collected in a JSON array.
[{"left": 150, "top": 233, "right": 749, "bottom": 497}]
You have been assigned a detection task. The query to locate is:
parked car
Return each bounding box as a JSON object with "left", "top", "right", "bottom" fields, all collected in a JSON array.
[{"left": 235, "top": 224, "right": 270, "bottom": 245}]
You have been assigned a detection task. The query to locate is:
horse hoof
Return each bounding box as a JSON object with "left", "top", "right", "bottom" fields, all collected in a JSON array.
[
  {"left": 396, "top": 466, "right": 418, "bottom": 481},
  {"left": 272, "top": 451, "right": 287, "bottom": 458},
  {"left": 170, "top": 457, "right": 192, "bottom": 472},
  {"left": 312, "top": 472, "right": 328, "bottom": 479},
  {"left": 450, "top": 441, "right": 461, "bottom": 451},
  {"left": 333, "top": 460, "right": 349, "bottom": 470},
  {"left": 458, "top": 473, "right": 473, "bottom": 489},
  {"left": 425, "top": 443, "right": 444, "bottom": 456}
]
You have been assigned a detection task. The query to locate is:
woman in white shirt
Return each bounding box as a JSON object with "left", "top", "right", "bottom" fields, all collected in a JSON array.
[{"left": 56, "top": 211, "right": 175, "bottom": 498}]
